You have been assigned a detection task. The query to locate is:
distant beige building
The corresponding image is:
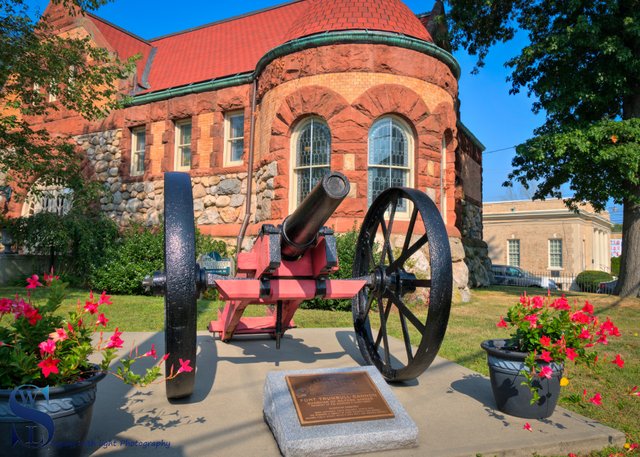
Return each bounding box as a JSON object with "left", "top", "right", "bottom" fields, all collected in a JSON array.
[{"left": 483, "top": 200, "right": 612, "bottom": 285}]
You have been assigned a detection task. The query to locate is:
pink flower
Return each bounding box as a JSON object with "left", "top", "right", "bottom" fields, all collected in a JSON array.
[
  {"left": 38, "top": 339, "right": 56, "bottom": 356},
  {"left": 24, "top": 306, "right": 42, "bottom": 326},
  {"left": 162, "top": 353, "right": 170, "bottom": 362},
  {"left": 531, "top": 296, "right": 544, "bottom": 309},
  {"left": 630, "top": 386, "right": 639, "bottom": 397},
  {"left": 570, "top": 311, "right": 591, "bottom": 324},
  {"left": 538, "top": 366, "right": 553, "bottom": 379},
  {"left": 0, "top": 298, "right": 12, "bottom": 314},
  {"left": 540, "top": 336, "right": 552, "bottom": 347},
  {"left": 523, "top": 422, "right": 532, "bottom": 431},
  {"left": 496, "top": 317, "right": 508, "bottom": 328},
  {"left": 589, "top": 392, "right": 602, "bottom": 405},
  {"left": 578, "top": 328, "right": 591, "bottom": 339},
  {"left": 177, "top": 358, "right": 193, "bottom": 374},
  {"left": 143, "top": 344, "right": 157, "bottom": 360},
  {"left": 581, "top": 301, "right": 594, "bottom": 314},
  {"left": 84, "top": 300, "right": 99, "bottom": 315},
  {"left": 49, "top": 327, "right": 69, "bottom": 342},
  {"left": 38, "top": 358, "right": 60, "bottom": 378},
  {"left": 565, "top": 348, "right": 578, "bottom": 361},
  {"left": 106, "top": 328, "right": 124, "bottom": 349},
  {"left": 612, "top": 354, "right": 624, "bottom": 368},
  {"left": 524, "top": 314, "right": 538, "bottom": 329},
  {"left": 551, "top": 296, "right": 570, "bottom": 311},
  {"left": 43, "top": 270, "right": 59, "bottom": 285},
  {"left": 539, "top": 351, "right": 553, "bottom": 363},
  {"left": 97, "top": 313, "right": 109, "bottom": 327},
  {"left": 26, "top": 274, "right": 43, "bottom": 289},
  {"left": 98, "top": 291, "right": 112, "bottom": 305}
]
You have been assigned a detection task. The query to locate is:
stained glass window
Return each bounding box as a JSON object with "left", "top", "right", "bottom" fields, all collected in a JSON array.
[{"left": 294, "top": 118, "right": 331, "bottom": 205}]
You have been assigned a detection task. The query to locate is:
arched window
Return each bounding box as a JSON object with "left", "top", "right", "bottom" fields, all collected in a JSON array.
[
  {"left": 21, "top": 183, "right": 72, "bottom": 217},
  {"left": 292, "top": 118, "right": 331, "bottom": 206},
  {"left": 368, "top": 117, "right": 413, "bottom": 208}
]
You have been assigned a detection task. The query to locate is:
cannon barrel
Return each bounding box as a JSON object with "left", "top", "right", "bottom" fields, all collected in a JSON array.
[{"left": 281, "top": 171, "right": 350, "bottom": 259}]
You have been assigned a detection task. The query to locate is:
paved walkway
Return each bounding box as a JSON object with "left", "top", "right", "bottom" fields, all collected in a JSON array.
[{"left": 85, "top": 329, "right": 625, "bottom": 456}]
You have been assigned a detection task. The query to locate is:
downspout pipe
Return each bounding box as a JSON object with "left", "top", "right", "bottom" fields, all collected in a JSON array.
[{"left": 236, "top": 78, "right": 258, "bottom": 262}]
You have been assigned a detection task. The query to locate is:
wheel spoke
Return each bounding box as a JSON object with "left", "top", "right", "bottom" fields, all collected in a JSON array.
[
  {"left": 411, "top": 279, "right": 432, "bottom": 288},
  {"left": 385, "top": 290, "right": 426, "bottom": 334},
  {"left": 399, "top": 312, "right": 414, "bottom": 363},
  {"left": 402, "top": 206, "right": 419, "bottom": 253},
  {"left": 386, "top": 233, "right": 428, "bottom": 273},
  {"left": 380, "top": 197, "right": 398, "bottom": 266},
  {"left": 361, "top": 291, "right": 375, "bottom": 319}
]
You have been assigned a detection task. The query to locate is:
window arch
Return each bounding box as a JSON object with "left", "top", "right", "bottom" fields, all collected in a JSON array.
[
  {"left": 368, "top": 116, "right": 413, "bottom": 207},
  {"left": 292, "top": 117, "right": 331, "bottom": 206},
  {"left": 21, "top": 183, "right": 73, "bottom": 217}
]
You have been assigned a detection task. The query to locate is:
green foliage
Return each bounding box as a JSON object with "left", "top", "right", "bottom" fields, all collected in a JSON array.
[
  {"left": 0, "top": 0, "right": 135, "bottom": 192},
  {"left": 576, "top": 270, "right": 615, "bottom": 292},
  {"left": 300, "top": 229, "right": 359, "bottom": 311},
  {"left": 444, "top": 0, "right": 640, "bottom": 297},
  {"left": 7, "top": 210, "right": 118, "bottom": 286},
  {"left": 90, "top": 224, "right": 228, "bottom": 295},
  {"left": 611, "top": 256, "right": 621, "bottom": 276}
]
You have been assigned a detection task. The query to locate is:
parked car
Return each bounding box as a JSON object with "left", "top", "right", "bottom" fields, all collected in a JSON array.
[
  {"left": 597, "top": 279, "right": 618, "bottom": 294},
  {"left": 490, "top": 265, "right": 559, "bottom": 290}
]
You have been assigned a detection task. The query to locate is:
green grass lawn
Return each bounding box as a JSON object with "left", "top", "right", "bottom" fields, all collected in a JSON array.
[{"left": 2, "top": 284, "right": 638, "bottom": 455}]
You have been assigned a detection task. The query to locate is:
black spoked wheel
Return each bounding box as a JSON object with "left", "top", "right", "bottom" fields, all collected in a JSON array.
[
  {"left": 352, "top": 187, "right": 452, "bottom": 381},
  {"left": 164, "top": 172, "right": 198, "bottom": 399}
]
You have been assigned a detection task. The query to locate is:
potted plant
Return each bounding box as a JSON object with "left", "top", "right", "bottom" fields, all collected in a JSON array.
[
  {"left": 0, "top": 273, "right": 191, "bottom": 456},
  {"left": 481, "top": 293, "right": 622, "bottom": 419}
]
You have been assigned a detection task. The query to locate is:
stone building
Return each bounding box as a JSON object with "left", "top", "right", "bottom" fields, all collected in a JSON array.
[
  {"left": 483, "top": 199, "right": 613, "bottom": 287},
  {"left": 9, "top": 0, "right": 490, "bottom": 296}
]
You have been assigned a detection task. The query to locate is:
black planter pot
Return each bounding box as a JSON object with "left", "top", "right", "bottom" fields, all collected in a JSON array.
[
  {"left": 0, "top": 369, "right": 106, "bottom": 457},
  {"left": 481, "top": 339, "right": 563, "bottom": 419}
]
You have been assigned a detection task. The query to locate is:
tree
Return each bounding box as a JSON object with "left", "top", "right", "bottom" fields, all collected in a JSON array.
[
  {"left": 0, "top": 0, "right": 134, "bottom": 195},
  {"left": 443, "top": 0, "right": 640, "bottom": 297}
]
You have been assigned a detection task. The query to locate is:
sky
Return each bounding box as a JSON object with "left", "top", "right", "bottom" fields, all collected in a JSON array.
[{"left": 26, "top": 0, "right": 624, "bottom": 223}]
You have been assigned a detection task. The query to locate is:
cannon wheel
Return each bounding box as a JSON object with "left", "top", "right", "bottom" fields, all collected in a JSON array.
[
  {"left": 164, "top": 172, "right": 198, "bottom": 399},
  {"left": 352, "top": 187, "right": 452, "bottom": 381}
]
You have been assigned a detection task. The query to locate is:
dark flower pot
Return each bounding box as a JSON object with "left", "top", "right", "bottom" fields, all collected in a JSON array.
[
  {"left": 0, "top": 369, "right": 106, "bottom": 457},
  {"left": 481, "top": 339, "right": 563, "bottom": 419}
]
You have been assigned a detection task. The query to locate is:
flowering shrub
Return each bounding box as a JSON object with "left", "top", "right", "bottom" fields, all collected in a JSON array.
[
  {"left": 0, "top": 273, "right": 190, "bottom": 389},
  {"left": 496, "top": 293, "right": 622, "bottom": 404}
]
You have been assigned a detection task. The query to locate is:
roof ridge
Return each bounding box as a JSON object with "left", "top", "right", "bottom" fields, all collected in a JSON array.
[
  {"left": 86, "top": 12, "right": 151, "bottom": 45},
  {"left": 149, "top": 0, "right": 305, "bottom": 42}
]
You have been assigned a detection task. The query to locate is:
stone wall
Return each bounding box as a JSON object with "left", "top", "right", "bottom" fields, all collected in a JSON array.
[
  {"left": 78, "top": 129, "right": 248, "bottom": 228},
  {"left": 460, "top": 199, "right": 492, "bottom": 287},
  {"left": 254, "top": 161, "right": 277, "bottom": 222}
]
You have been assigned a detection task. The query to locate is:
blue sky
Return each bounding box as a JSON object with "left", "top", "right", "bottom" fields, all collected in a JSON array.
[{"left": 27, "top": 0, "right": 623, "bottom": 223}]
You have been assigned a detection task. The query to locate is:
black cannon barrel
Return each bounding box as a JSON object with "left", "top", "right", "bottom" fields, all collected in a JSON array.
[{"left": 281, "top": 171, "right": 350, "bottom": 259}]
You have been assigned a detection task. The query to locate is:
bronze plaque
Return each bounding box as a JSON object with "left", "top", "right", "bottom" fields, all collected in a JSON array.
[{"left": 286, "top": 371, "right": 395, "bottom": 426}]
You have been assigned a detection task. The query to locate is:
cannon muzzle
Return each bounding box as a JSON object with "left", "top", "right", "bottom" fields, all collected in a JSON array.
[{"left": 281, "top": 171, "right": 350, "bottom": 259}]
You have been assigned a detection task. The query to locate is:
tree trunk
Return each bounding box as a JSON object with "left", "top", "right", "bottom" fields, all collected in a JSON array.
[{"left": 615, "top": 183, "right": 640, "bottom": 297}]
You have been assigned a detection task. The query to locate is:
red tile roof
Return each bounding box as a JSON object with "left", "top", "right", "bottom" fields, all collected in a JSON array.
[
  {"left": 285, "top": 0, "right": 432, "bottom": 43},
  {"left": 88, "top": 15, "right": 153, "bottom": 88},
  {"left": 84, "top": 0, "right": 432, "bottom": 94}
]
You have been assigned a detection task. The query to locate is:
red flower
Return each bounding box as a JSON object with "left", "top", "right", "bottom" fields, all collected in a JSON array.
[
  {"left": 97, "top": 313, "right": 109, "bottom": 327},
  {"left": 565, "top": 348, "right": 578, "bottom": 361},
  {"left": 24, "top": 306, "right": 42, "bottom": 326},
  {"left": 162, "top": 353, "right": 170, "bottom": 362},
  {"left": 540, "top": 350, "right": 553, "bottom": 363},
  {"left": 532, "top": 296, "right": 544, "bottom": 309},
  {"left": 581, "top": 301, "right": 594, "bottom": 315},
  {"left": 143, "top": 344, "right": 157, "bottom": 360},
  {"left": 38, "top": 339, "right": 56, "bottom": 356},
  {"left": 26, "top": 274, "right": 43, "bottom": 289},
  {"left": 570, "top": 311, "right": 591, "bottom": 324},
  {"left": 589, "top": 392, "right": 602, "bottom": 405},
  {"left": 84, "top": 301, "right": 99, "bottom": 315},
  {"left": 177, "top": 358, "right": 192, "bottom": 374},
  {"left": 612, "top": 354, "right": 624, "bottom": 368},
  {"left": 523, "top": 422, "right": 533, "bottom": 432},
  {"left": 540, "top": 336, "right": 552, "bottom": 347},
  {"left": 496, "top": 317, "right": 508, "bottom": 328},
  {"left": 538, "top": 366, "right": 553, "bottom": 379},
  {"left": 630, "top": 386, "right": 639, "bottom": 397},
  {"left": 551, "top": 296, "right": 571, "bottom": 311},
  {"left": 38, "top": 358, "right": 60, "bottom": 378},
  {"left": 106, "top": 328, "right": 124, "bottom": 349},
  {"left": 578, "top": 328, "right": 591, "bottom": 339},
  {"left": 98, "top": 291, "right": 112, "bottom": 305},
  {"left": 0, "top": 298, "right": 12, "bottom": 314},
  {"left": 43, "top": 269, "right": 59, "bottom": 285}
]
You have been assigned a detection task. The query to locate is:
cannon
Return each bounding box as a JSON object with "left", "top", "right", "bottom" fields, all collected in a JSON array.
[{"left": 145, "top": 171, "right": 452, "bottom": 399}]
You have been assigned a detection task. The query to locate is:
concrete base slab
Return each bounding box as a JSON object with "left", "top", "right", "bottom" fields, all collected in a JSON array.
[
  {"left": 83, "top": 328, "right": 625, "bottom": 457},
  {"left": 263, "top": 366, "right": 418, "bottom": 457}
]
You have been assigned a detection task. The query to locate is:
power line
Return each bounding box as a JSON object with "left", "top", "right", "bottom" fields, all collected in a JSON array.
[{"left": 483, "top": 146, "right": 516, "bottom": 154}]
